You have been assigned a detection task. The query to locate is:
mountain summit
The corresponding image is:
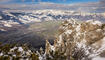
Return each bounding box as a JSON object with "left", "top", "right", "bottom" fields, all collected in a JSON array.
[{"left": 38, "top": 19, "right": 105, "bottom": 60}]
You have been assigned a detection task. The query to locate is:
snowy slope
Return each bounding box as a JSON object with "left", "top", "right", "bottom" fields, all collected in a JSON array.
[{"left": 38, "top": 19, "right": 105, "bottom": 60}]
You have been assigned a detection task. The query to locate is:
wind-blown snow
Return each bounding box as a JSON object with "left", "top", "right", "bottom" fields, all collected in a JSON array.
[
  {"left": 58, "top": 34, "right": 63, "bottom": 44},
  {"left": 0, "top": 53, "right": 3, "bottom": 56},
  {"left": 0, "top": 28, "right": 6, "bottom": 31},
  {"left": 4, "top": 24, "right": 12, "bottom": 27},
  {"left": 18, "top": 47, "right": 23, "bottom": 52},
  {"left": 50, "top": 46, "right": 55, "bottom": 51},
  {"left": 92, "top": 56, "right": 105, "bottom": 60},
  {"left": 86, "top": 20, "right": 102, "bottom": 26},
  {"left": 0, "top": 16, "right": 2, "bottom": 19},
  {"left": 64, "top": 30, "right": 72, "bottom": 35}
]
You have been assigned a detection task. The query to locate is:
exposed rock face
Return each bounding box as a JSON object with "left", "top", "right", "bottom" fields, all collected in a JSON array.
[{"left": 41, "top": 19, "right": 105, "bottom": 60}]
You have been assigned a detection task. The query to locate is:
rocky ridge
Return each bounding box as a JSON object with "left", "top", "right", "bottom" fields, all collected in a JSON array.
[{"left": 38, "top": 19, "right": 105, "bottom": 60}]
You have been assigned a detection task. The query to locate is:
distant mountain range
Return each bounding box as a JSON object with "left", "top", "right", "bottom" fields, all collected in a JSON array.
[{"left": 0, "top": 10, "right": 105, "bottom": 30}]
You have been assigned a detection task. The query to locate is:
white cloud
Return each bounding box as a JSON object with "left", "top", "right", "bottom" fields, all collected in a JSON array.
[
  {"left": 0, "top": 0, "right": 11, "bottom": 2},
  {"left": 99, "top": 0, "right": 105, "bottom": 6}
]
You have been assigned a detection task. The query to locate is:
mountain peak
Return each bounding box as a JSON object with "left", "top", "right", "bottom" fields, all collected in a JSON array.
[{"left": 42, "top": 19, "right": 105, "bottom": 60}]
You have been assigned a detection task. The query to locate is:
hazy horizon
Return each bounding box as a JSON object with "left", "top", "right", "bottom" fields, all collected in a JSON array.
[{"left": 0, "top": 0, "right": 99, "bottom": 4}]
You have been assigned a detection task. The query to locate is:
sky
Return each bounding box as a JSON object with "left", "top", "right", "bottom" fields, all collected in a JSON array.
[
  {"left": 0, "top": 0, "right": 104, "bottom": 13},
  {"left": 0, "top": 0, "right": 99, "bottom": 4}
]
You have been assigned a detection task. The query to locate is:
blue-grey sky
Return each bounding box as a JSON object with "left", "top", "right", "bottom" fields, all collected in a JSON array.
[
  {"left": 0, "top": 0, "right": 99, "bottom": 4},
  {"left": 0, "top": 0, "right": 104, "bottom": 13}
]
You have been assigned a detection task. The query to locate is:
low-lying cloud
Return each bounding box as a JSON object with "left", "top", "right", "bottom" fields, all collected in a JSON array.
[
  {"left": 0, "top": 0, "right": 12, "bottom": 2},
  {"left": 99, "top": 0, "right": 105, "bottom": 6}
]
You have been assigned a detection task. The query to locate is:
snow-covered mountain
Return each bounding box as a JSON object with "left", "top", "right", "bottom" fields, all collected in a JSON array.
[
  {"left": 0, "top": 10, "right": 105, "bottom": 28},
  {"left": 37, "top": 19, "right": 105, "bottom": 60},
  {"left": 0, "top": 19, "right": 105, "bottom": 60}
]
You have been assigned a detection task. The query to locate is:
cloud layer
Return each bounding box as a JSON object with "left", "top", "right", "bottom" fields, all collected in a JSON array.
[
  {"left": 0, "top": 0, "right": 104, "bottom": 13},
  {"left": 0, "top": 0, "right": 12, "bottom": 2},
  {"left": 99, "top": 0, "right": 105, "bottom": 6}
]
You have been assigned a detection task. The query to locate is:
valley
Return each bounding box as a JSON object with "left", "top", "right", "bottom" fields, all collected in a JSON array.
[{"left": 0, "top": 20, "right": 62, "bottom": 49}]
